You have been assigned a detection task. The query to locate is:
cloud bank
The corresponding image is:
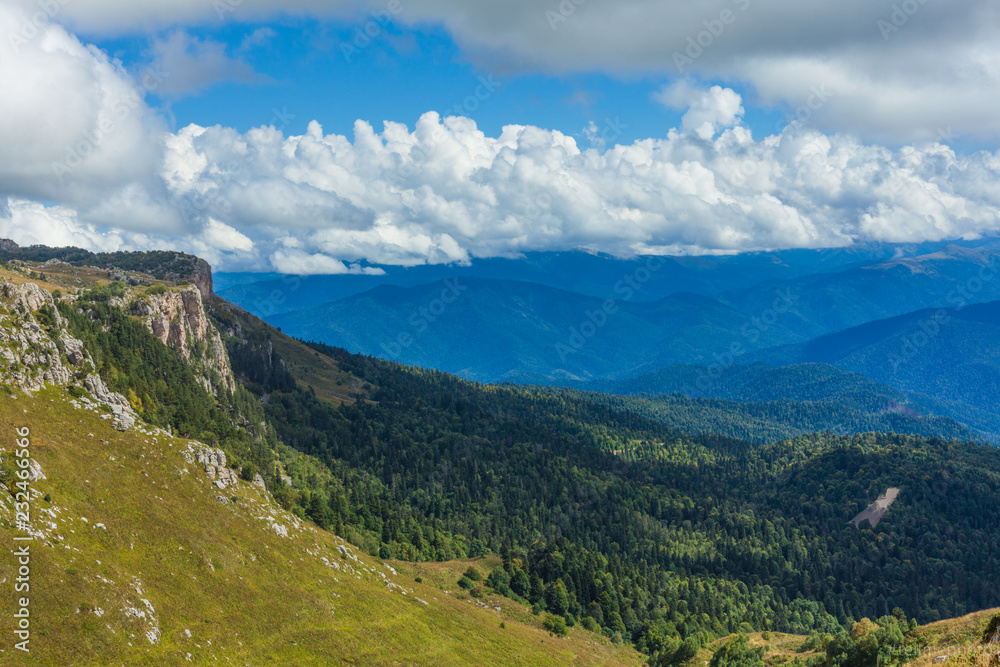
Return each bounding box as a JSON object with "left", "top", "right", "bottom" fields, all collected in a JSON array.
[
  {"left": 12, "top": 0, "right": 1000, "bottom": 144},
  {"left": 1, "top": 3, "right": 999, "bottom": 274}
]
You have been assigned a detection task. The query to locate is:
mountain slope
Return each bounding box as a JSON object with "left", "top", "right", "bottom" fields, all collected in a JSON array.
[
  {"left": 0, "top": 261, "right": 640, "bottom": 665},
  {"left": 261, "top": 243, "right": 1000, "bottom": 383},
  {"left": 754, "top": 300, "right": 1000, "bottom": 436},
  {"left": 5, "top": 250, "right": 1000, "bottom": 663},
  {"left": 269, "top": 277, "right": 804, "bottom": 382},
  {"left": 0, "top": 386, "right": 641, "bottom": 666},
  {"left": 716, "top": 243, "right": 1000, "bottom": 339}
]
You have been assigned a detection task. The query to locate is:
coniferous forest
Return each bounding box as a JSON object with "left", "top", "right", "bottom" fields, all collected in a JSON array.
[{"left": 197, "top": 303, "right": 1000, "bottom": 656}]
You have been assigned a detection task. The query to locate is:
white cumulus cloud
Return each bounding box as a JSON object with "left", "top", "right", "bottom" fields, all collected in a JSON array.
[
  {"left": 656, "top": 82, "right": 745, "bottom": 140},
  {"left": 1, "top": 4, "right": 999, "bottom": 273}
]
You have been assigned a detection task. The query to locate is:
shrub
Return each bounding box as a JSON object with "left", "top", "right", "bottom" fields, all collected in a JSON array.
[
  {"left": 463, "top": 566, "right": 482, "bottom": 581},
  {"left": 710, "top": 634, "right": 765, "bottom": 667},
  {"left": 543, "top": 614, "right": 568, "bottom": 637},
  {"left": 457, "top": 576, "right": 474, "bottom": 590}
]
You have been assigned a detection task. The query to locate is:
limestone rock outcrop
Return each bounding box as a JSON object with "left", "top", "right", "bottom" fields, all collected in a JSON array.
[
  {"left": 194, "top": 445, "right": 240, "bottom": 489},
  {"left": 0, "top": 284, "right": 78, "bottom": 392},
  {"left": 130, "top": 285, "right": 234, "bottom": 394},
  {"left": 0, "top": 282, "right": 139, "bottom": 432}
]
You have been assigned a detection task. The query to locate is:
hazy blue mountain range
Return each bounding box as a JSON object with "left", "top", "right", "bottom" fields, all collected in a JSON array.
[
  {"left": 223, "top": 239, "right": 1000, "bottom": 439},
  {"left": 259, "top": 243, "right": 1000, "bottom": 381},
  {"left": 752, "top": 300, "right": 1000, "bottom": 436},
  {"left": 217, "top": 241, "right": 964, "bottom": 318},
  {"left": 269, "top": 277, "right": 806, "bottom": 382}
]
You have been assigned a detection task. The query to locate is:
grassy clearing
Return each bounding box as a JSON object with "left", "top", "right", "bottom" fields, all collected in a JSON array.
[
  {"left": 906, "top": 608, "right": 1000, "bottom": 667},
  {"left": 268, "top": 327, "right": 374, "bottom": 406},
  {"left": 0, "top": 386, "right": 642, "bottom": 665}
]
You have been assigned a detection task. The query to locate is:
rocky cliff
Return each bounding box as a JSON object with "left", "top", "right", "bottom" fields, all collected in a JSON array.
[
  {"left": 0, "top": 276, "right": 235, "bottom": 431},
  {"left": 0, "top": 281, "right": 138, "bottom": 431},
  {"left": 130, "top": 285, "right": 234, "bottom": 394}
]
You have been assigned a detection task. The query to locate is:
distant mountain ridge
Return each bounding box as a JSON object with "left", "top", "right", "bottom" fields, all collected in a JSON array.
[
  {"left": 218, "top": 241, "right": 958, "bottom": 317},
  {"left": 263, "top": 242, "right": 1000, "bottom": 385},
  {"left": 752, "top": 299, "right": 1000, "bottom": 436},
  {"left": 269, "top": 276, "right": 806, "bottom": 382},
  {"left": 0, "top": 238, "right": 215, "bottom": 298}
]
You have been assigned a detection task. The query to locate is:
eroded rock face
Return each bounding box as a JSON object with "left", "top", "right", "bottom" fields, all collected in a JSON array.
[
  {"left": 131, "top": 285, "right": 234, "bottom": 394},
  {"left": 82, "top": 374, "right": 136, "bottom": 431},
  {"left": 132, "top": 286, "right": 208, "bottom": 353},
  {"left": 3, "top": 282, "right": 62, "bottom": 325},
  {"left": 191, "top": 259, "right": 214, "bottom": 301},
  {"left": 61, "top": 332, "right": 86, "bottom": 365},
  {"left": 0, "top": 282, "right": 139, "bottom": 433},
  {"left": 193, "top": 445, "right": 240, "bottom": 489},
  {"left": 0, "top": 283, "right": 82, "bottom": 393}
]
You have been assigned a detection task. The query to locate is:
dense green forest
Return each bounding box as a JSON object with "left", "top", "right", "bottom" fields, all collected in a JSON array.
[
  {"left": 217, "top": 307, "right": 1000, "bottom": 650},
  {"left": 542, "top": 388, "right": 977, "bottom": 443},
  {"left": 57, "top": 284, "right": 1000, "bottom": 658}
]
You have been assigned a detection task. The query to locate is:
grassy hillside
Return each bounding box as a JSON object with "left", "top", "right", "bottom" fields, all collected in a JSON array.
[
  {"left": 0, "top": 386, "right": 642, "bottom": 665},
  {"left": 906, "top": 608, "right": 1000, "bottom": 667},
  {"left": 4, "top": 253, "right": 1000, "bottom": 665}
]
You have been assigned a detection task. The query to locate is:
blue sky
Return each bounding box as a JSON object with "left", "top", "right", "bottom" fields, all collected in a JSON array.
[
  {"left": 1, "top": 1, "right": 998, "bottom": 273},
  {"left": 89, "top": 19, "right": 851, "bottom": 152},
  {"left": 95, "top": 21, "right": 690, "bottom": 145}
]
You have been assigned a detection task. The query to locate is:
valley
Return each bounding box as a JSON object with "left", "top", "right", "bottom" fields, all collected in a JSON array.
[{"left": 0, "top": 245, "right": 998, "bottom": 666}]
